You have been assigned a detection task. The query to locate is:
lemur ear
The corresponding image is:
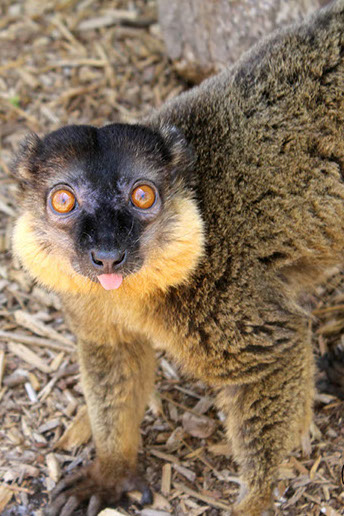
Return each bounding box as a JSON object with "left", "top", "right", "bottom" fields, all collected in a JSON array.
[
  {"left": 11, "top": 132, "right": 43, "bottom": 184},
  {"left": 157, "top": 124, "right": 196, "bottom": 172}
]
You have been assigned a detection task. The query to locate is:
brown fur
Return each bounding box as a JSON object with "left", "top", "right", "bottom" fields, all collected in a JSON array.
[{"left": 12, "top": 2, "right": 344, "bottom": 515}]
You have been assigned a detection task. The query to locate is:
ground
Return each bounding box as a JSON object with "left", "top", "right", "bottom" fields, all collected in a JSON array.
[{"left": 0, "top": 1, "right": 343, "bottom": 515}]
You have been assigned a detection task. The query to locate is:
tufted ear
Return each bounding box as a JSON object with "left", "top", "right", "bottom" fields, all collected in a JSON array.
[
  {"left": 155, "top": 123, "right": 196, "bottom": 173},
  {"left": 11, "top": 132, "right": 43, "bottom": 185}
]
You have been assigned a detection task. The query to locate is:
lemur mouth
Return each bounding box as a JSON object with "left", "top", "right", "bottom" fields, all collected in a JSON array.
[{"left": 97, "top": 273, "right": 123, "bottom": 290}]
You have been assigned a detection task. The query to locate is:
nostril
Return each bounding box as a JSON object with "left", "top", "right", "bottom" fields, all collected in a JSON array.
[
  {"left": 91, "top": 252, "right": 103, "bottom": 267},
  {"left": 114, "top": 251, "right": 126, "bottom": 266},
  {"left": 90, "top": 250, "right": 127, "bottom": 271}
]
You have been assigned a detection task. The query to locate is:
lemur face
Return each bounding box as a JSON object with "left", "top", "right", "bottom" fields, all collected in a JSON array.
[{"left": 12, "top": 124, "right": 204, "bottom": 295}]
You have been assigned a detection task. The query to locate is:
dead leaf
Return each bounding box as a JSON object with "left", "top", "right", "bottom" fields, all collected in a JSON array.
[
  {"left": 0, "top": 485, "right": 14, "bottom": 513},
  {"left": 182, "top": 412, "right": 216, "bottom": 439}
]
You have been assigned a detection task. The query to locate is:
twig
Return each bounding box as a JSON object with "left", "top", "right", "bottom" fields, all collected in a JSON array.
[
  {"left": 0, "top": 330, "right": 74, "bottom": 352},
  {"left": 173, "top": 481, "right": 233, "bottom": 511}
]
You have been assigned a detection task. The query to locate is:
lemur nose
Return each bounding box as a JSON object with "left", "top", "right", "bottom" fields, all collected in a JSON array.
[{"left": 90, "top": 249, "right": 127, "bottom": 273}]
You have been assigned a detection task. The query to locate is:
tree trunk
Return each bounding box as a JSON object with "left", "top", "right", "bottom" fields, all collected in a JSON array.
[{"left": 157, "top": 0, "right": 332, "bottom": 82}]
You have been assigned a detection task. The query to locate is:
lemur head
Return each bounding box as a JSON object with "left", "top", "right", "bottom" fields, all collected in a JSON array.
[{"left": 12, "top": 123, "right": 204, "bottom": 297}]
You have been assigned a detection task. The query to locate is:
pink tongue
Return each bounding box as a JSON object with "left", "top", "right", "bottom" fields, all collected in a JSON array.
[{"left": 97, "top": 273, "right": 123, "bottom": 290}]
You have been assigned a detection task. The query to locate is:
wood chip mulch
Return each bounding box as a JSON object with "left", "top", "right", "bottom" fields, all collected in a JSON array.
[{"left": 0, "top": 1, "right": 343, "bottom": 515}]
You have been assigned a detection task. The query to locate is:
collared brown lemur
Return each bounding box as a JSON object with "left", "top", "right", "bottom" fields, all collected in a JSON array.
[{"left": 11, "top": 1, "right": 344, "bottom": 514}]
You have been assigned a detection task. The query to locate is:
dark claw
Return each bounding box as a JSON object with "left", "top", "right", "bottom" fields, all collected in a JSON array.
[{"left": 140, "top": 485, "right": 153, "bottom": 505}]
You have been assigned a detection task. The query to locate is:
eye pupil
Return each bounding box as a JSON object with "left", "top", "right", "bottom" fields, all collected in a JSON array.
[
  {"left": 131, "top": 185, "right": 156, "bottom": 209},
  {"left": 51, "top": 189, "right": 75, "bottom": 214},
  {"left": 59, "top": 193, "right": 69, "bottom": 205}
]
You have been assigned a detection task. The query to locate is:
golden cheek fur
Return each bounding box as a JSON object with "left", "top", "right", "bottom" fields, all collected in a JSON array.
[{"left": 12, "top": 194, "right": 205, "bottom": 298}]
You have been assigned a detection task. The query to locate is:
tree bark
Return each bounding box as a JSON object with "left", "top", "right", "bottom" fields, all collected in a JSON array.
[{"left": 157, "top": 0, "right": 332, "bottom": 82}]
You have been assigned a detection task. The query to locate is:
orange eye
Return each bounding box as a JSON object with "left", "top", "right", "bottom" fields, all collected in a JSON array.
[
  {"left": 51, "top": 189, "right": 76, "bottom": 214},
  {"left": 131, "top": 184, "right": 156, "bottom": 209}
]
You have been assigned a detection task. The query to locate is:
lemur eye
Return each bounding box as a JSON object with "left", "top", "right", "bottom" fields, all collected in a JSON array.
[
  {"left": 50, "top": 189, "right": 76, "bottom": 214},
  {"left": 131, "top": 184, "right": 156, "bottom": 209}
]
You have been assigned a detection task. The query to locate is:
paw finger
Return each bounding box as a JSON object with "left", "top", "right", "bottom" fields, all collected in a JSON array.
[
  {"left": 44, "top": 493, "right": 68, "bottom": 516},
  {"left": 51, "top": 470, "right": 86, "bottom": 499},
  {"left": 60, "top": 495, "right": 80, "bottom": 516},
  {"left": 87, "top": 494, "right": 102, "bottom": 516}
]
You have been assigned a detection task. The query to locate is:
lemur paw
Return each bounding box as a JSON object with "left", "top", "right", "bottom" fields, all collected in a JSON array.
[{"left": 44, "top": 461, "right": 153, "bottom": 516}]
